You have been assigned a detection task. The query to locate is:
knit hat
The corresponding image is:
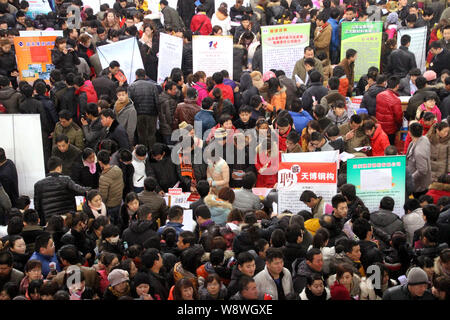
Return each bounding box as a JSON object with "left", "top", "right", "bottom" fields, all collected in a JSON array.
[
  {"left": 179, "top": 121, "right": 193, "bottom": 132},
  {"left": 423, "top": 70, "right": 437, "bottom": 82},
  {"left": 250, "top": 71, "right": 264, "bottom": 89},
  {"left": 262, "top": 71, "right": 276, "bottom": 82},
  {"left": 108, "top": 269, "right": 129, "bottom": 287},
  {"left": 407, "top": 267, "right": 429, "bottom": 285},
  {"left": 214, "top": 128, "right": 227, "bottom": 139},
  {"left": 330, "top": 283, "right": 351, "bottom": 300},
  {"left": 133, "top": 272, "right": 150, "bottom": 288}
]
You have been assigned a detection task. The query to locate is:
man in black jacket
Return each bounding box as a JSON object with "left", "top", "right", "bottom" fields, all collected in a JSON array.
[
  {"left": 142, "top": 248, "right": 170, "bottom": 300},
  {"left": 128, "top": 69, "right": 159, "bottom": 151},
  {"left": 80, "top": 102, "right": 105, "bottom": 150},
  {"left": 360, "top": 74, "right": 387, "bottom": 116},
  {"left": 99, "top": 108, "right": 130, "bottom": 150},
  {"left": 122, "top": 205, "right": 158, "bottom": 247},
  {"left": 0, "top": 148, "right": 18, "bottom": 207},
  {"left": 352, "top": 217, "right": 384, "bottom": 272},
  {"left": 386, "top": 34, "right": 417, "bottom": 79},
  {"left": 34, "top": 156, "right": 90, "bottom": 226},
  {"left": 92, "top": 69, "right": 116, "bottom": 103},
  {"left": 430, "top": 40, "right": 450, "bottom": 76}
]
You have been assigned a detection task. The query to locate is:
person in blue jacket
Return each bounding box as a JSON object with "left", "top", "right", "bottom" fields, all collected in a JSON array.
[
  {"left": 288, "top": 99, "right": 313, "bottom": 135},
  {"left": 28, "top": 232, "right": 61, "bottom": 278}
]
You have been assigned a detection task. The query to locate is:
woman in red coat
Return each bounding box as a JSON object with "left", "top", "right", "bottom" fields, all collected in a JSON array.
[
  {"left": 426, "top": 174, "right": 450, "bottom": 204},
  {"left": 255, "top": 138, "right": 280, "bottom": 188}
]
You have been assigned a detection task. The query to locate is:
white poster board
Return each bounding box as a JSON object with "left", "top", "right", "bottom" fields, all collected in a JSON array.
[
  {"left": 19, "top": 30, "right": 64, "bottom": 37},
  {"left": 397, "top": 26, "right": 427, "bottom": 73},
  {"left": 157, "top": 33, "right": 183, "bottom": 84},
  {"left": 26, "top": 0, "right": 52, "bottom": 19},
  {"left": 281, "top": 150, "right": 340, "bottom": 164},
  {"left": 192, "top": 35, "right": 234, "bottom": 79},
  {"left": 97, "top": 37, "right": 145, "bottom": 84},
  {"left": 0, "top": 115, "right": 45, "bottom": 197}
]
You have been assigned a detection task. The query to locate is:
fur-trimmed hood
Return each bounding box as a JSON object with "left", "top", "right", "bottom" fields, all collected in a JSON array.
[{"left": 204, "top": 194, "right": 233, "bottom": 210}]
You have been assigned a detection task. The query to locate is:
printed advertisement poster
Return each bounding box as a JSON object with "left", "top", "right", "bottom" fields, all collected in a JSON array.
[
  {"left": 192, "top": 35, "right": 234, "bottom": 79},
  {"left": 397, "top": 26, "right": 427, "bottom": 73},
  {"left": 261, "top": 23, "right": 311, "bottom": 78},
  {"left": 277, "top": 162, "right": 337, "bottom": 214},
  {"left": 14, "top": 36, "right": 57, "bottom": 83},
  {"left": 347, "top": 155, "right": 406, "bottom": 217},
  {"left": 340, "top": 21, "right": 383, "bottom": 82},
  {"left": 157, "top": 33, "right": 183, "bottom": 84}
]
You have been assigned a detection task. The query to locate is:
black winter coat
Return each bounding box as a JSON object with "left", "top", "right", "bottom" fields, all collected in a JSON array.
[
  {"left": 145, "top": 156, "right": 179, "bottom": 193},
  {"left": 360, "top": 85, "right": 386, "bottom": 116},
  {"left": 386, "top": 46, "right": 417, "bottom": 79},
  {"left": 178, "top": 0, "right": 196, "bottom": 28},
  {"left": 103, "top": 120, "right": 130, "bottom": 151},
  {"left": 51, "top": 48, "right": 80, "bottom": 74},
  {"left": 140, "top": 39, "right": 159, "bottom": 82},
  {"left": 122, "top": 220, "right": 159, "bottom": 247},
  {"left": 71, "top": 161, "right": 101, "bottom": 189},
  {"left": 0, "top": 51, "right": 17, "bottom": 79},
  {"left": 181, "top": 42, "right": 193, "bottom": 79},
  {"left": 0, "top": 159, "right": 19, "bottom": 206},
  {"left": 34, "top": 172, "right": 90, "bottom": 225},
  {"left": 147, "top": 270, "right": 170, "bottom": 300},
  {"left": 358, "top": 240, "right": 384, "bottom": 271},
  {"left": 382, "top": 284, "right": 435, "bottom": 300},
  {"left": 282, "top": 242, "right": 306, "bottom": 273},
  {"left": 92, "top": 76, "right": 116, "bottom": 102},
  {"left": 35, "top": 95, "right": 58, "bottom": 129},
  {"left": 61, "top": 228, "right": 95, "bottom": 257},
  {"left": 128, "top": 79, "right": 159, "bottom": 116}
]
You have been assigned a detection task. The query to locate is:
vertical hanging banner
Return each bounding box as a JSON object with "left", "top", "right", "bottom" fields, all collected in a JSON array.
[
  {"left": 347, "top": 155, "right": 406, "bottom": 217},
  {"left": 340, "top": 21, "right": 383, "bottom": 82},
  {"left": 192, "top": 35, "right": 234, "bottom": 79},
  {"left": 14, "top": 36, "right": 57, "bottom": 83},
  {"left": 97, "top": 37, "right": 145, "bottom": 84},
  {"left": 26, "top": 0, "right": 53, "bottom": 19},
  {"left": 397, "top": 26, "right": 427, "bottom": 73},
  {"left": 277, "top": 162, "right": 337, "bottom": 214},
  {"left": 157, "top": 33, "right": 183, "bottom": 84},
  {"left": 261, "top": 23, "right": 311, "bottom": 78}
]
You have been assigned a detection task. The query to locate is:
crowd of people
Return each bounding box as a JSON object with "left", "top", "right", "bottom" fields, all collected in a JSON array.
[{"left": 0, "top": 0, "right": 450, "bottom": 301}]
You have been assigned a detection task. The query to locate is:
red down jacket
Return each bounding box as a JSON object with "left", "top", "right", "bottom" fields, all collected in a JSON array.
[{"left": 375, "top": 89, "right": 403, "bottom": 135}]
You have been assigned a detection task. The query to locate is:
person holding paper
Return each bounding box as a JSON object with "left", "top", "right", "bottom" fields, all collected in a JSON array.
[
  {"left": 292, "top": 47, "right": 324, "bottom": 85},
  {"left": 362, "top": 120, "right": 390, "bottom": 157}
]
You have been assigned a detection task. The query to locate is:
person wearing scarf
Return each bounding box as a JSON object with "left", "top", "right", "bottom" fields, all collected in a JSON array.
[{"left": 299, "top": 275, "right": 331, "bottom": 300}]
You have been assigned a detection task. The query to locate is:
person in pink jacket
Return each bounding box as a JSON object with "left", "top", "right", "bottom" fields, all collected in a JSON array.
[
  {"left": 415, "top": 92, "right": 442, "bottom": 122},
  {"left": 191, "top": 71, "right": 209, "bottom": 106}
]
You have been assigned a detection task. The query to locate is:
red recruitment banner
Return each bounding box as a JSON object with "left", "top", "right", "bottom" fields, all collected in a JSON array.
[
  {"left": 168, "top": 188, "right": 183, "bottom": 196},
  {"left": 278, "top": 162, "right": 337, "bottom": 188}
]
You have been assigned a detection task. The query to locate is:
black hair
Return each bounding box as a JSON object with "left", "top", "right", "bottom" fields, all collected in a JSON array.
[
  {"left": 328, "top": 76, "right": 340, "bottom": 90},
  {"left": 270, "top": 229, "right": 286, "bottom": 248},
  {"left": 286, "top": 224, "right": 303, "bottom": 244},
  {"left": 23, "top": 209, "right": 39, "bottom": 225},
  {"left": 58, "top": 244, "right": 81, "bottom": 265},
  {"left": 380, "top": 196, "right": 395, "bottom": 211},
  {"left": 340, "top": 184, "right": 356, "bottom": 202},
  {"left": 55, "top": 134, "right": 69, "bottom": 144},
  {"left": 47, "top": 156, "right": 63, "bottom": 172},
  {"left": 400, "top": 34, "right": 411, "bottom": 46},
  {"left": 34, "top": 232, "right": 52, "bottom": 252},
  {"left": 422, "top": 204, "right": 439, "bottom": 224},
  {"left": 143, "top": 177, "right": 157, "bottom": 192},
  {"left": 300, "top": 190, "right": 318, "bottom": 202},
  {"left": 331, "top": 194, "right": 347, "bottom": 209},
  {"left": 404, "top": 198, "right": 421, "bottom": 213},
  {"left": 306, "top": 248, "right": 321, "bottom": 262},
  {"left": 265, "top": 247, "right": 284, "bottom": 262},
  {"left": 168, "top": 205, "right": 183, "bottom": 221},
  {"left": 409, "top": 122, "right": 423, "bottom": 138},
  {"left": 179, "top": 231, "right": 195, "bottom": 246},
  {"left": 346, "top": 49, "right": 357, "bottom": 59},
  {"left": 97, "top": 150, "right": 111, "bottom": 165},
  {"left": 352, "top": 218, "right": 372, "bottom": 240}
]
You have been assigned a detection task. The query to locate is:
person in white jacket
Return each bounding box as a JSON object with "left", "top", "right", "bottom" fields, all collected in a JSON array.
[
  {"left": 132, "top": 144, "right": 148, "bottom": 193},
  {"left": 402, "top": 199, "right": 425, "bottom": 245},
  {"left": 211, "top": 3, "right": 232, "bottom": 35},
  {"left": 254, "top": 247, "right": 294, "bottom": 300},
  {"left": 299, "top": 274, "right": 331, "bottom": 300}
]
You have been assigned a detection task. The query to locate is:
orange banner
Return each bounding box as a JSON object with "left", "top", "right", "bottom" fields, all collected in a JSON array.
[{"left": 14, "top": 36, "right": 57, "bottom": 83}]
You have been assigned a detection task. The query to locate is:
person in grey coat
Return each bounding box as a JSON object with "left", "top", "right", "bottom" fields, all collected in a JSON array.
[
  {"left": 398, "top": 68, "right": 422, "bottom": 96},
  {"left": 233, "top": 172, "right": 263, "bottom": 211},
  {"left": 114, "top": 87, "right": 137, "bottom": 148},
  {"left": 370, "top": 196, "right": 405, "bottom": 237},
  {"left": 406, "top": 122, "right": 432, "bottom": 197},
  {"left": 160, "top": 0, "right": 185, "bottom": 30}
]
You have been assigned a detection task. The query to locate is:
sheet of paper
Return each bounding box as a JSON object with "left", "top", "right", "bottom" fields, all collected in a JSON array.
[
  {"left": 182, "top": 209, "right": 197, "bottom": 232},
  {"left": 360, "top": 168, "right": 392, "bottom": 191},
  {"left": 252, "top": 188, "right": 272, "bottom": 198},
  {"left": 354, "top": 146, "right": 371, "bottom": 152},
  {"left": 272, "top": 202, "right": 278, "bottom": 215},
  {"left": 294, "top": 74, "right": 304, "bottom": 85},
  {"left": 340, "top": 152, "right": 356, "bottom": 162}
]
